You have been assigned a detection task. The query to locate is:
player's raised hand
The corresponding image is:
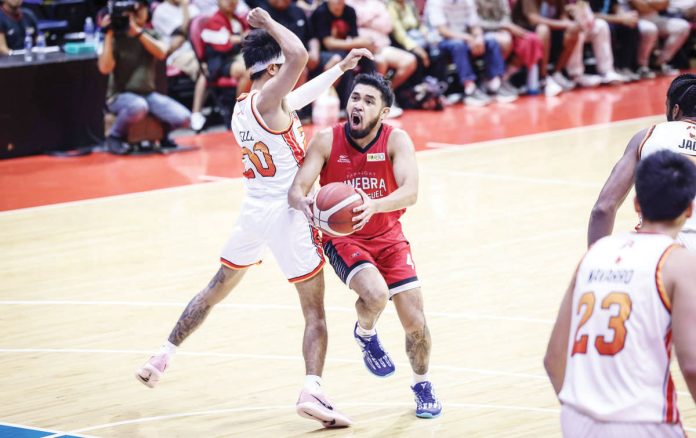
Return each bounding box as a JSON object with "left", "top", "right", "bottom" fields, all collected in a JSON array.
[
  {"left": 247, "top": 7, "right": 273, "bottom": 29},
  {"left": 352, "top": 188, "right": 377, "bottom": 231},
  {"left": 338, "top": 48, "right": 375, "bottom": 73}
]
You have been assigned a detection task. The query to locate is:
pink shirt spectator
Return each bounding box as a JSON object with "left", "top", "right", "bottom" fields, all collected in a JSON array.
[
  {"left": 426, "top": 0, "right": 481, "bottom": 33},
  {"left": 346, "top": 0, "right": 393, "bottom": 51}
]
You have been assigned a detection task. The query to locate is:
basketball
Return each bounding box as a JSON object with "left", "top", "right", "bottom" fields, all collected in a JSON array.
[{"left": 312, "top": 183, "right": 364, "bottom": 236}]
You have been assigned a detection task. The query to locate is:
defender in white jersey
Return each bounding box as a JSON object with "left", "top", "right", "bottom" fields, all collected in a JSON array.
[
  {"left": 546, "top": 150, "right": 696, "bottom": 437},
  {"left": 589, "top": 74, "right": 696, "bottom": 249},
  {"left": 135, "top": 7, "right": 372, "bottom": 428}
]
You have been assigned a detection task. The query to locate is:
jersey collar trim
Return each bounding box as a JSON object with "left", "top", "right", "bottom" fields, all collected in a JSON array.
[{"left": 344, "top": 122, "right": 383, "bottom": 154}]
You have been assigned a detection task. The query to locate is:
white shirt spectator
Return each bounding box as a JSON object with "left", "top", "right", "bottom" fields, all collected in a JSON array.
[
  {"left": 152, "top": 1, "right": 200, "bottom": 65},
  {"left": 193, "top": 0, "right": 250, "bottom": 16},
  {"left": 426, "top": 0, "right": 481, "bottom": 33}
]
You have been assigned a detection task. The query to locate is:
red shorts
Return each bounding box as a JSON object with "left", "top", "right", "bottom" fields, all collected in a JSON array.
[{"left": 323, "top": 225, "right": 420, "bottom": 296}]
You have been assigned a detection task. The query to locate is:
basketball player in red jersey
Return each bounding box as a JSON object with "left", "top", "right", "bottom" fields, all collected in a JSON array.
[{"left": 288, "top": 74, "right": 442, "bottom": 418}]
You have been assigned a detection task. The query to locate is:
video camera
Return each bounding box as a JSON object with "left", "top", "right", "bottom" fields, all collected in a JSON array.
[{"left": 108, "top": 0, "right": 138, "bottom": 33}]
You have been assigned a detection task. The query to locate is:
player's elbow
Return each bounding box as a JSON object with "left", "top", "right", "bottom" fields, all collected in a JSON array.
[{"left": 590, "top": 201, "right": 617, "bottom": 221}]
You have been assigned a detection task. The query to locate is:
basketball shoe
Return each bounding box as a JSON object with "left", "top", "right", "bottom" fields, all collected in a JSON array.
[
  {"left": 296, "top": 389, "right": 353, "bottom": 428},
  {"left": 135, "top": 354, "right": 169, "bottom": 388},
  {"left": 353, "top": 322, "right": 395, "bottom": 377},
  {"left": 411, "top": 381, "right": 442, "bottom": 418}
]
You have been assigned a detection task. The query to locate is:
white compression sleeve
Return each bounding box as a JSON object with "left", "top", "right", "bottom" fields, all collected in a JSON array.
[{"left": 285, "top": 64, "right": 344, "bottom": 111}]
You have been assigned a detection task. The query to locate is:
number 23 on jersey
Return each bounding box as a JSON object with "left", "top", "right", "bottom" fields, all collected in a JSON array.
[{"left": 571, "top": 291, "right": 633, "bottom": 357}]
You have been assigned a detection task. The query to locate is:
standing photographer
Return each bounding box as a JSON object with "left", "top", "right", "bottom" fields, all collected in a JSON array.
[{"left": 98, "top": 0, "right": 191, "bottom": 154}]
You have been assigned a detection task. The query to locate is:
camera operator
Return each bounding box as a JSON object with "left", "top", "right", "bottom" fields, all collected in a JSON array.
[{"left": 98, "top": 0, "right": 191, "bottom": 155}]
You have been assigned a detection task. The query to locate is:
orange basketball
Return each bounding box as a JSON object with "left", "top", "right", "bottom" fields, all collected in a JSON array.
[{"left": 312, "top": 183, "right": 363, "bottom": 236}]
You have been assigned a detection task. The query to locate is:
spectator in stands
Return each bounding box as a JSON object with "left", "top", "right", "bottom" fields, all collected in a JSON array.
[
  {"left": 346, "top": 0, "right": 417, "bottom": 114},
  {"left": 98, "top": 0, "right": 191, "bottom": 154},
  {"left": 630, "top": 0, "right": 689, "bottom": 75},
  {"left": 613, "top": 0, "right": 657, "bottom": 78},
  {"left": 200, "top": 0, "right": 250, "bottom": 96},
  {"left": 195, "top": 0, "right": 250, "bottom": 15},
  {"left": 0, "top": 0, "right": 37, "bottom": 55},
  {"left": 152, "top": 0, "right": 209, "bottom": 131},
  {"left": 513, "top": 0, "right": 590, "bottom": 90},
  {"left": 563, "top": 1, "right": 625, "bottom": 85},
  {"left": 310, "top": 0, "right": 378, "bottom": 108},
  {"left": 261, "top": 0, "right": 319, "bottom": 85},
  {"left": 387, "top": 0, "right": 449, "bottom": 84},
  {"left": 589, "top": 0, "right": 642, "bottom": 81},
  {"left": 426, "top": 0, "right": 518, "bottom": 106},
  {"left": 476, "top": 0, "right": 563, "bottom": 96}
]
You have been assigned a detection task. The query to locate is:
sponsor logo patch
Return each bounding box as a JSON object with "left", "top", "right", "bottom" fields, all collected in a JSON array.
[
  {"left": 338, "top": 154, "right": 351, "bottom": 163},
  {"left": 367, "top": 153, "right": 385, "bottom": 162}
]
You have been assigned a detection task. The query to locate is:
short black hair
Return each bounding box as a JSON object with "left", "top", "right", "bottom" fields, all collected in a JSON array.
[
  {"left": 667, "top": 74, "right": 696, "bottom": 117},
  {"left": 242, "top": 29, "right": 282, "bottom": 81},
  {"left": 351, "top": 74, "right": 395, "bottom": 108},
  {"left": 636, "top": 150, "right": 696, "bottom": 222}
]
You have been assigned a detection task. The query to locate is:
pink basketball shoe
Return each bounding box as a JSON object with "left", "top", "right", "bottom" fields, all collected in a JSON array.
[
  {"left": 135, "top": 354, "right": 168, "bottom": 388},
  {"left": 296, "top": 389, "right": 353, "bottom": 428}
]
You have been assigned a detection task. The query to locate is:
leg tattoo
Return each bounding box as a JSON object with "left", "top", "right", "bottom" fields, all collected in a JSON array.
[
  {"left": 167, "top": 268, "right": 226, "bottom": 345},
  {"left": 405, "top": 324, "right": 431, "bottom": 375}
]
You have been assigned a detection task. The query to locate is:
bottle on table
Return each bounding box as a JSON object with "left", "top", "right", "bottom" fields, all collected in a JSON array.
[
  {"left": 23, "top": 29, "right": 33, "bottom": 62},
  {"left": 35, "top": 32, "right": 46, "bottom": 60},
  {"left": 84, "top": 17, "right": 95, "bottom": 46}
]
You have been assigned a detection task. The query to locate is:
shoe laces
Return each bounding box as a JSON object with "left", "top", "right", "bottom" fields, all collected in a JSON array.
[
  {"left": 414, "top": 382, "right": 437, "bottom": 406},
  {"left": 361, "top": 335, "right": 386, "bottom": 359}
]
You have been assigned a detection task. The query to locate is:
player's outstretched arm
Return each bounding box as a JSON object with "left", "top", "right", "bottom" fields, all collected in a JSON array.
[
  {"left": 588, "top": 128, "right": 649, "bottom": 247},
  {"left": 544, "top": 274, "right": 576, "bottom": 396},
  {"left": 288, "top": 128, "right": 333, "bottom": 220},
  {"left": 666, "top": 248, "right": 696, "bottom": 403},
  {"left": 285, "top": 48, "right": 374, "bottom": 111},
  {"left": 247, "top": 8, "right": 308, "bottom": 115},
  {"left": 352, "top": 129, "right": 418, "bottom": 229}
]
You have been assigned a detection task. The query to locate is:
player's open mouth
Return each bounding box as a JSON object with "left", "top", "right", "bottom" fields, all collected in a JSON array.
[{"left": 351, "top": 112, "right": 362, "bottom": 128}]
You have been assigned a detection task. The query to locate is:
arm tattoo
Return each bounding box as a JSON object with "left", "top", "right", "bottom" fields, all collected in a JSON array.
[{"left": 405, "top": 324, "right": 431, "bottom": 375}]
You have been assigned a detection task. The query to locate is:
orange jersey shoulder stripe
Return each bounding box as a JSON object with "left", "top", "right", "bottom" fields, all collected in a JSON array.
[
  {"left": 655, "top": 243, "right": 679, "bottom": 313},
  {"left": 637, "top": 125, "right": 656, "bottom": 160},
  {"left": 250, "top": 93, "right": 294, "bottom": 135}
]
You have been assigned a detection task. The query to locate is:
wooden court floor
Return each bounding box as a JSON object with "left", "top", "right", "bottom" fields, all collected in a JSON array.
[{"left": 2, "top": 115, "right": 694, "bottom": 437}]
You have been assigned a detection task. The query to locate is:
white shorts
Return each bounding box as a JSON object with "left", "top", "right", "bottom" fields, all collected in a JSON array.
[
  {"left": 220, "top": 196, "right": 324, "bottom": 283},
  {"left": 560, "top": 404, "right": 684, "bottom": 438},
  {"left": 677, "top": 230, "right": 696, "bottom": 252}
]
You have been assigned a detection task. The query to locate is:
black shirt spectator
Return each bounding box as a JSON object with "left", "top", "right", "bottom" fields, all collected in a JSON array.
[
  {"left": 262, "top": 0, "right": 314, "bottom": 47},
  {"left": 311, "top": 1, "right": 358, "bottom": 51},
  {"left": 0, "top": 0, "right": 38, "bottom": 55}
]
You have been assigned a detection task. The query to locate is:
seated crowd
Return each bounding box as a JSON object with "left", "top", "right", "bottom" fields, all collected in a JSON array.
[{"left": 1, "top": 0, "right": 696, "bottom": 153}]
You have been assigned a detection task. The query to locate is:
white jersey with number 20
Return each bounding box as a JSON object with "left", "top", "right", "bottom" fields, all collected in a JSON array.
[{"left": 231, "top": 90, "right": 307, "bottom": 199}]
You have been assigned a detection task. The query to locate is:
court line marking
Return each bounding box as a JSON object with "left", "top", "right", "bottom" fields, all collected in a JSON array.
[
  {"left": 423, "top": 115, "right": 661, "bottom": 152},
  {"left": 0, "top": 301, "right": 553, "bottom": 324},
  {"left": 42, "top": 402, "right": 560, "bottom": 436},
  {"left": 424, "top": 169, "right": 602, "bottom": 188},
  {"left": 0, "top": 348, "right": 547, "bottom": 380},
  {"left": 0, "top": 421, "right": 96, "bottom": 438},
  {"left": 0, "top": 114, "right": 660, "bottom": 216},
  {"left": 39, "top": 401, "right": 696, "bottom": 436}
]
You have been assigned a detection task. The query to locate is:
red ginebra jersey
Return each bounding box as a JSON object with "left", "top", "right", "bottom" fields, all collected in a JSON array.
[{"left": 319, "top": 122, "right": 404, "bottom": 240}]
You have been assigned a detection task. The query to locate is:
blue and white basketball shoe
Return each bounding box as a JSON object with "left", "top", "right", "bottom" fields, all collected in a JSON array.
[
  {"left": 411, "top": 381, "right": 442, "bottom": 418},
  {"left": 353, "top": 322, "right": 395, "bottom": 377}
]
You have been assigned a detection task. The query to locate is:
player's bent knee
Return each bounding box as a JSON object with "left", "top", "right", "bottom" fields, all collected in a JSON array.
[{"left": 360, "top": 287, "right": 389, "bottom": 309}]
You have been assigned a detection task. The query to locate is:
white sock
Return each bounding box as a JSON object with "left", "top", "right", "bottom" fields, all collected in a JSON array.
[
  {"left": 304, "top": 374, "right": 323, "bottom": 394},
  {"left": 159, "top": 341, "right": 178, "bottom": 357},
  {"left": 356, "top": 323, "right": 377, "bottom": 337},
  {"left": 464, "top": 81, "right": 477, "bottom": 95},
  {"left": 413, "top": 372, "right": 429, "bottom": 386}
]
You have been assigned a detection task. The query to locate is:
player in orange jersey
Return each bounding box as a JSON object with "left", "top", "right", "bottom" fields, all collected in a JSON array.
[
  {"left": 135, "top": 8, "right": 372, "bottom": 428},
  {"left": 546, "top": 150, "right": 696, "bottom": 437}
]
